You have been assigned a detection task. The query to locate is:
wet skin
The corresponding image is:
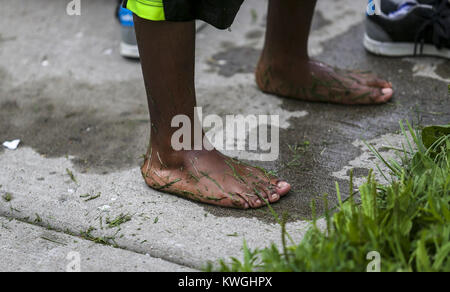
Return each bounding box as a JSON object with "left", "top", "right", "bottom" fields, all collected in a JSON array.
[
  {"left": 141, "top": 149, "right": 291, "bottom": 209},
  {"left": 256, "top": 59, "right": 393, "bottom": 105},
  {"left": 133, "top": 0, "right": 394, "bottom": 209}
]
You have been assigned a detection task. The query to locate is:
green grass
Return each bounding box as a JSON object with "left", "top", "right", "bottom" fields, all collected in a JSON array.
[
  {"left": 66, "top": 168, "right": 77, "bottom": 184},
  {"left": 106, "top": 213, "right": 132, "bottom": 228},
  {"left": 2, "top": 193, "right": 12, "bottom": 202},
  {"left": 83, "top": 192, "right": 101, "bottom": 202},
  {"left": 80, "top": 227, "right": 119, "bottom": 247},
  {"left": 212, "top": 122, "right": 450, "bottom": 272}
]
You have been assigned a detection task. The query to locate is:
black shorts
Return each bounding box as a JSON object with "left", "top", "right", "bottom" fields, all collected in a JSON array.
[{"left": 123, "top": 0, "right": 245, "bottom": 30}]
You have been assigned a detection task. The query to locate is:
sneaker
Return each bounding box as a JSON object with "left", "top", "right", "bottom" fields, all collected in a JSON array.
[
  {"left": 364, "top": 0, "right": 450, "bottom": 58},
  {"left": 118, "top": 6, "right": 139, "bottom": 59}
]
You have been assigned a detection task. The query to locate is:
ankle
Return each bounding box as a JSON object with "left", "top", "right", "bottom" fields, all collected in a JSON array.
[
  {"left": 256, "top": 55, "right": 311, "bottom": 89},
  {"left": 145, "top": 145, "right": 183, "bottom": 168},
  {"left": 257, "top": 53, "right": 310, "bottom": 73}
]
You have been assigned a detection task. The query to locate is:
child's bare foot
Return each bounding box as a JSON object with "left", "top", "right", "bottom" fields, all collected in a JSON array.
[
  {"left": 256, "top": 59, "right": 393, "bottom": 105},
  {"left": 141, "top": 149, "right": 291, "bottom": 209}
]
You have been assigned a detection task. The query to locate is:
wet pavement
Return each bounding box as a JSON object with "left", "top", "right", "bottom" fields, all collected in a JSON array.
[{"left": 0, "top": 0, "right": 449, "bottom": 271}]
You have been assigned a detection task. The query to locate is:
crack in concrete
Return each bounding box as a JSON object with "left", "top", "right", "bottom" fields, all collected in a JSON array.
[{"left": 0, "top": 213, "right": 198, "bottom": 271}]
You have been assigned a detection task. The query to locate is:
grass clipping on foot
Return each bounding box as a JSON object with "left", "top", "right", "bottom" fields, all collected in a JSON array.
[{"left": 214, "top": 122, "right": 450, "bottom": 272}]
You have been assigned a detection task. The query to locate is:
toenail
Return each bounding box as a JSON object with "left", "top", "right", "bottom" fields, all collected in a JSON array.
[
  {"left": 256, "top": 200, "right": 261, "bottom": 205},
  {"left": 244, "top": 203, "right": 249, "bottom": 209},
  {"left": 272, "top": 194, "right": 279, "bottom": 200},
  {"left": 382, "top": 88, "right": 393, "bottom": 96},
  {"left": 277, "top": 181, "right": 289, "bottom": 188}
]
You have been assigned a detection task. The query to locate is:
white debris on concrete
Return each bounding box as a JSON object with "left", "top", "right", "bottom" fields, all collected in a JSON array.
[
  {"left": 405, "top": 57, "right": 450, "bottom": 84},
  {"left": 332, "top": 132, "right": 414, "bottom": 187},
  {"left": 2, "top": 139, "right": 20, "bottom": 150}
]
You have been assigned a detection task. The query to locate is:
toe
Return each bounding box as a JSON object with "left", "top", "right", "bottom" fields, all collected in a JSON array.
[
  {"left": 348, "top": 86, "right": 393, "bottom": 105},
  {"left": 249, "top": 195, "right": 264, "bottom": 208},
  {"left": 270, "top": 180, "right": 291, "bottom": 197},
  {"left": 253, "top": 186, "right": 271, "bottom": 207},
  {"left": 377, "top": 87, "right": 394, "bottom": 103},
  {"left": 382, "top": 86, "right": 394, "bottom": 95},
  {"left": 228, "top": 193, "right": 250, "bottom": 209},
  {"left": 349, "top": 72, "right": 392, "bottom": 89},
  {"left": 366, "top": 78, "right": 392, "bottom": 89},
  {"left": 238, "top": 193, "right": 264, "bottom": 209},
  {"left": 269, "top": 192, "right": 280, "bottom": 203},
  {"left": 254, "top": 184, "right": 281, "bottom": 204},
  {"left": 363, "top": 76, "right": 392, "bottom": 89}
]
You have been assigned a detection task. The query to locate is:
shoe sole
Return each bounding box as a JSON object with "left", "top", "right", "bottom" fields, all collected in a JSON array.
[
  {"left": 364, "top": 34, "right": 450, "bottom": 59},
  {"left": 120, "top": 42, "right": 139, "bottom": 59}
]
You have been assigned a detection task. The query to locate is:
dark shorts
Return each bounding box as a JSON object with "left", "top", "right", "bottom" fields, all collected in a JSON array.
[{"left": 123, "top": 0, "right": 245, "bottom": 30}]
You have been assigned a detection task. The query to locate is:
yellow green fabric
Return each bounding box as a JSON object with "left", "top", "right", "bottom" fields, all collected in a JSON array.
[{"left": 126, "top": 0, "right": 166, "bottom": 21}]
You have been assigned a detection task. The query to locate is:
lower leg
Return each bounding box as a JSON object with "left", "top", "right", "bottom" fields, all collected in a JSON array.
[
  {"left": 262, "top": 0, "right": 316, "bottom": 63},
  {"left": 134, "top": 17, "right": 197, "bottom": 165},
  {"left": 257, "top": 0, "right": 394, "bottom": 105},
  {"left": 134, "top": 15, "right": 290, "bottom": 209}
]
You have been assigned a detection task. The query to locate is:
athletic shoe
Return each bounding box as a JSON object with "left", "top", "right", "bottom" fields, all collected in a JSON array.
[
  {"left": 118, "top": 5, "right": 140, "bottom": 59},
  {"left": 364, "top": 0, "right": 450, "bottom": 58}
]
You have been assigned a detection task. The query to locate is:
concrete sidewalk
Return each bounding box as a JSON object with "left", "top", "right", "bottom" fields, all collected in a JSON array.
[
  {"left": 0, "top": 217, "right": 193, "bottom": 272},
  {"left": 0, "top": 0, "right": 449, "bottom": 271}
]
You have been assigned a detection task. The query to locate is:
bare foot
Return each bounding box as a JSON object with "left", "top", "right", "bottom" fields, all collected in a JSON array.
[
  {"left": 141, "top": 149, "right": 291, "bottom": 209},
  {"left": 256, "top": 59, "right": 394, "bottom": 105}
]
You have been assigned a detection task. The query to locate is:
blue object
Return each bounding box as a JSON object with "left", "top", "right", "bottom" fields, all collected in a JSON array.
[
  {"left": 388, "top": 2, "right": 417, "bottom": 18},
  {"left": 118, "top": 6, "right": 134, "bottom": 27},
  {"left": 367, "top": 0, "right": 376, "bottom": 15}
]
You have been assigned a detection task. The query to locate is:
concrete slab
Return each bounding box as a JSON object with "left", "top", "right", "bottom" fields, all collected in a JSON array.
[
  {"left": 0, "top": 216, "right": 195, "bottom": 272},
  {"left": 0, "top": 147, "right": 318, "bottom": 269},
  {"left": 0, "top": 0, "right": 448, "bottom": 271}
]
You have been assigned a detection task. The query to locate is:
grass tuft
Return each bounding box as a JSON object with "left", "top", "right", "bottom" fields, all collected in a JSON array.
[
  {"left": 2, "top": 193, "right": 12, "bottom": 202},
  {"left": 66, "top": 168, "right": 77, "bottom": 184},
  {"left": 106, "top": 213, "right": 132, "bottom": 228},
  {"left": 84, "top": 193, "right": 101, "bottom": 202},
  {"left": 212, "top": 122, "right": 450, "bottom": 272},
  {"left": 80, "top": 227, "right": 118, "bottom": 247}
]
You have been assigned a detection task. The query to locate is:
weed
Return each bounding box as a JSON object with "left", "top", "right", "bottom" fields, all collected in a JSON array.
[
  {"left": 66, "top": 168, "right": 77, "bottom": 184},
  {"left": 84, "top": 193, "right": 101, "bottom": 202},
  {"left": 106, "top": 214, "right": 132, "bottom": 228},
  {"left": 213, "top": 122, "right": 450, "bottom": 272},
  {"left": 80, "top": 227, "right": 118, "bottom": 247},
  {"left": 2, "top": 193, "right": 12, "bottom": 202}
]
